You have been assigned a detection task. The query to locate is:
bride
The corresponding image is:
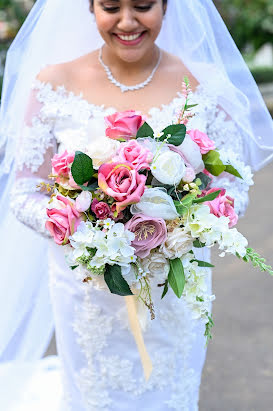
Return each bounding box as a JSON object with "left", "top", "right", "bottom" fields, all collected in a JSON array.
[{"left": 0, "top": 0, "right": 272, "bottom": 410}]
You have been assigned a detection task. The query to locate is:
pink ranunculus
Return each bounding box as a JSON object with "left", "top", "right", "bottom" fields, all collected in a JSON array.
[
  {"left": 45, "top": 195, "right": 83, "bottom": 245},
  {"left": 105, "top": 110, "right": 145, "bottom": 140},
  {"left": 91, "top": 199, "right": 111, "bottom": 220},
  {"left": 98, "top": 162, "right": 146, "bottom": 214},
  {"left": 115, "top": 140, "right": 153, "bottom": 171},
  {"left": 204, "top": 188, "right": 238, "bottom": 228},
  {"left": 125, "top": 214, "right": 167, "bottom": 258},
  {"left": 187, "top": 129, "right": 216, "bottom": 154},
  {"left": 52, "top": 150, "right": 75, "bottom": 177}
]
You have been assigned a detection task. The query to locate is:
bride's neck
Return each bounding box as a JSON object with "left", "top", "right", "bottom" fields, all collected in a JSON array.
[{"left": 100, "top": 44, "right": 160, "bottom": 79}]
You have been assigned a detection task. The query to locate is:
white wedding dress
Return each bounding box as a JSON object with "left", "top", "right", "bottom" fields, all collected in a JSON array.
[{"left": 9, "top": 79, "right": 251, "bottom": 411}]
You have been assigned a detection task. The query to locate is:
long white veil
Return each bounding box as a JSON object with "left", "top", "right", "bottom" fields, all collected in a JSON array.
[{"left": 0, "top": 0, "right": 272, "bottom": 404}]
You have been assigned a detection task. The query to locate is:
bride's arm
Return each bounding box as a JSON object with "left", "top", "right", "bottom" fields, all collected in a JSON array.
[
  {"left": 206, "top": 106, "right": 254, "bottom": 217},
  {"left": 10, "top": 87, "right": 56, "bottom": 237}
]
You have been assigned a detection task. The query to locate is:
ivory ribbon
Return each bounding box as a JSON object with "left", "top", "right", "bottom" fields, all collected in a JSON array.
[{"left": 124, "top": 295, "right": 153, "bottom": 381}]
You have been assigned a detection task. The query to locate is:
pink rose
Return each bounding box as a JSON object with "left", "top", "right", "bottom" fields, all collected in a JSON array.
[
  {"left": 114, "top": 140, "right": 153, "bottom": 171},
  {"left": 91, "top": 199, "right": 111, "bottom": 219},
  {"left": 204, "top": 188, "right": 238, "bottom": 228},
  {"left": 98, "top": 162, "right": 146, "bottom": 214},
  {"left": 45, "top": 195, "right": 83, "bottom": 245},
  {"left": 187, "top": 129, "right": 216, "bottom": 154},
  {"left": 125, "top": 214, "right": 167, "bottom": 258},
  {"left": 68, "top": 171, "right": 81, "bottom": 190},
  {"left": 52, "top": 150, "right": 75, "bottom": 177},
  {"left": 105, "top": 110, "right": 145, "bottom": 140}
]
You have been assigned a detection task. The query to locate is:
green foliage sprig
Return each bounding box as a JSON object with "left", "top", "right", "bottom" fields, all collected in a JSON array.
[{"left": 242, "top": 248, "right": 273, "bottom": 275}]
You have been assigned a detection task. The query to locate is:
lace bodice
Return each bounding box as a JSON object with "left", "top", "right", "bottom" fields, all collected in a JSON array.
[{"left": 10, "top": 79, "right": 253, "bottom": 235}]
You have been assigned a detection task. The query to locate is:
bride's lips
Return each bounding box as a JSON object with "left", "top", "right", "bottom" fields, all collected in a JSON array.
[{"left": 113, "top": 31, "right": 147, "bottom": 46}]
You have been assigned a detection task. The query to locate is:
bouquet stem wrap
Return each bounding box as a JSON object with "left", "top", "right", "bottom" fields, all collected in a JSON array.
[{"left": 124, "top": 295, "right": 153, "bottom": 381}]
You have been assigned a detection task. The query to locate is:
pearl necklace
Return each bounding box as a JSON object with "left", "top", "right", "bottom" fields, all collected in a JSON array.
[{"left": 99, "top": 47, "right": 162, "bottom": 93}]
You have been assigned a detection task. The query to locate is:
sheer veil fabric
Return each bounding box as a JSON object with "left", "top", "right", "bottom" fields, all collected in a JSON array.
[{"left": 0, "top": 0, "right": 272, "bottom": 407}]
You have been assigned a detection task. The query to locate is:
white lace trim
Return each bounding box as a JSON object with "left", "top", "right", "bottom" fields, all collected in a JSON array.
[
  {"left": 10, "top": 177, "right": 51, "bottom": 237},
  {"left": 16, "top": 117, "right": 53, "bottom": 173}
]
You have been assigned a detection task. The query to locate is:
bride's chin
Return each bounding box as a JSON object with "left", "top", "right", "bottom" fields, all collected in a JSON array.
[{"left": 111, "top": 45, "right": 154, "bottom": 65}]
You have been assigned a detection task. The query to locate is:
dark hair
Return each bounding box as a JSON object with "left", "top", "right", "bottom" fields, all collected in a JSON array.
[{"left": 89, "top": 0, "right": 168, "bottom": 9}]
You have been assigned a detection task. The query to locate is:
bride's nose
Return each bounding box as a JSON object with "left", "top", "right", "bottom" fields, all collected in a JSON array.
[{"left": 116, "top": 8, "right": 139, "bottom": 32}]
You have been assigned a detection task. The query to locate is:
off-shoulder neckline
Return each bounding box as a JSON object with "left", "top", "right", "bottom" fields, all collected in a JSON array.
[{"left": 32, "top": 78, "right": 202, "bottom": 120}]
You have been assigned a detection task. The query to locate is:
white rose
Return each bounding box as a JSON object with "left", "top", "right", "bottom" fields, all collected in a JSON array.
[
  {"left": 75, "top": 191, "right": 92, "bottom": 212},
  {"left": 130, "top": 187, "right": 179, "bottom": 220},
  {"left": 85, "top": 135, "right": 119, "bottom": 169},
  {"left": 139, "top": 251, "right": 170, "bottom": 284},
  {"left": 161, "top": 226, "right": 193, "bottom": 259},
  {"left": 151, "top": 150, "right": 186, "bottom": 185},
  {"left": 177, "top": 134, "right": 204, "bottom": 173}
]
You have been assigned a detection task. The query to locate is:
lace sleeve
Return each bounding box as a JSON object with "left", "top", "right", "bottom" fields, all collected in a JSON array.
[
  {"left": 206, "top": 107, "right": 254, "bottom": 217},
  {"left": 10, "top": 86, "right": 56, "bottom": 237}
]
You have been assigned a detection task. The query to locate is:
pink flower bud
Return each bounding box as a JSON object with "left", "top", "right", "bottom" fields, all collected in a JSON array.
[{"left": 76, "top": 191, "right": 92, "bottom": 212}]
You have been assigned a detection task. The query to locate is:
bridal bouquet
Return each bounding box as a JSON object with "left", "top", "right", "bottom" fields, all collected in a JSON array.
[{"left": 42, "top": 79, "right": 272, "bottom": 342}]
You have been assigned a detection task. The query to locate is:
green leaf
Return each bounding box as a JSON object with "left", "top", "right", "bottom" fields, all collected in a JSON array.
[
  {"left": 191, "top": 260, "right": 215, "bottom": 268},
  {"left": 174, "top": 194, "right": 196, "bottom": 216},
  {"left": 70, "top": 265, "right": 79, "bottom": 270},
  {"left": 161, "top": 281, "right": 169, "bottom": 299},
  {"left": 159, "top": 124, "right": 186, "bottom": 146},
  {"left": 71, "top": 151, "right": 94, "bottom": 185},
  {"left": 167, "top": 186, "right": 176, "bottom": 197},
  {"left": 193, "top": 240, "right": 206, "bottom": 248},
  {"left": 225, "top": 165, "right": 243, "bottom": 179},
  {"left": 193, "top": 190, "right": 221, "bottom": 204},
  {"left": 77, "top": 181, "right": 98, "bottom": 192},
  {"left": 168, "top": 258, "right": 185, "bottom": 298},
  {"left": 202, "top": 150, "right": 225, "bottom": 176},
  {"left": 136, "top": 122, "right": 154, "bottom": 138},
  {"left": 195, "top": 172, "right": 212, "bottom": 191},
  {"left": 186, "top": 104, "right": 198, "bottom": 109},
  {"left": 104, "top": 264, "right": 133, "bottom": 296}
]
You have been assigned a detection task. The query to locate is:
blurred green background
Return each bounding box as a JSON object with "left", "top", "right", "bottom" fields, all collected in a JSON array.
[{"left": 0, "top": 0, "right": 273, "bottom": 103}]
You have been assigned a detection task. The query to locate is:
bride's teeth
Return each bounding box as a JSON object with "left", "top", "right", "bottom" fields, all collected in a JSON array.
[{"left": 118, "top": 33, "right": 142, "bottom": 41}]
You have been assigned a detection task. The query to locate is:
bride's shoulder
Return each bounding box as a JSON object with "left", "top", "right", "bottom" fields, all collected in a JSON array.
[
  {"left": 36, "top": 50, "right": 99, "bottom": 89},
  {"left": 161, "top": 50, "right": 199, "bottom": 91}
]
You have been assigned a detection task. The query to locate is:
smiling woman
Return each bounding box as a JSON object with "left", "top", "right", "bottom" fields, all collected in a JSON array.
[{"left": 89, "top": 0, "right": 168, "bottom": 67}]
